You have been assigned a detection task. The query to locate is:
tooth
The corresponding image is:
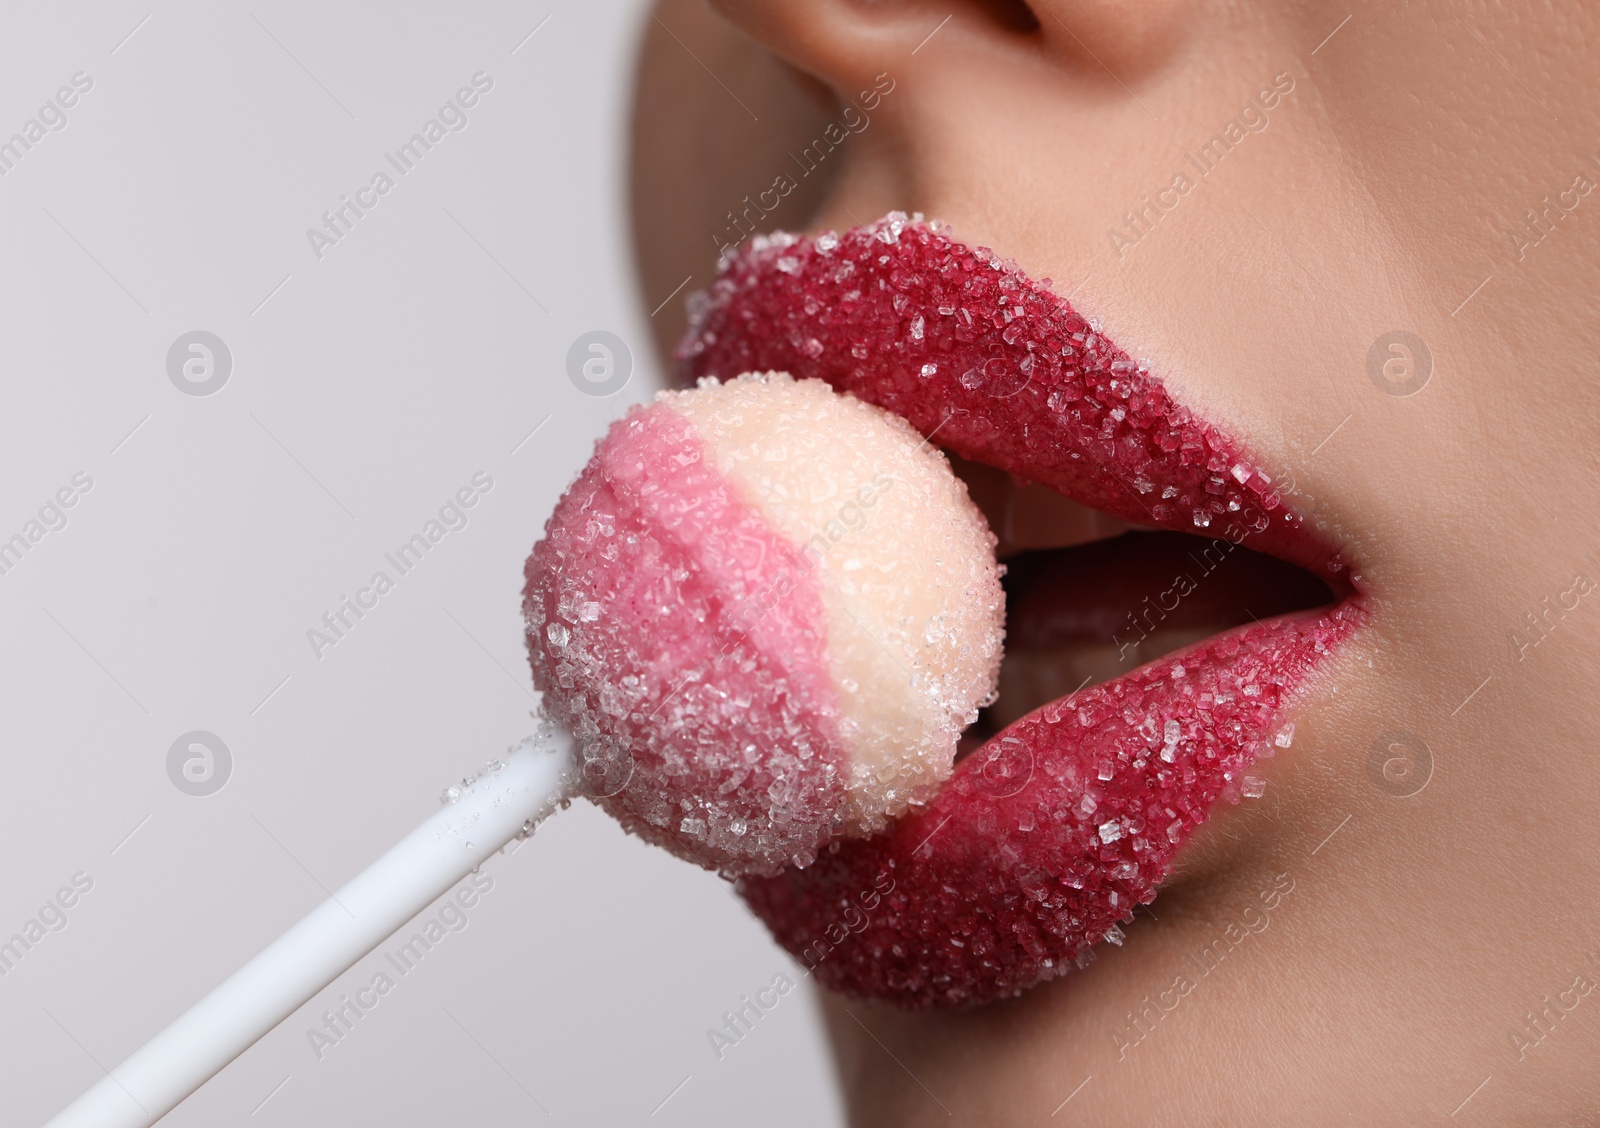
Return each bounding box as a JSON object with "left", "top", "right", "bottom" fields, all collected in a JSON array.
[
  {"left": 989, "top": 628, "right": 1214, "bottom": 729},
  {"left": 946, "top": 454, "right": 1134, "bottom": 555},
  {"left": 1002, "top": 479, "right": 1132, "bottom": 552}
]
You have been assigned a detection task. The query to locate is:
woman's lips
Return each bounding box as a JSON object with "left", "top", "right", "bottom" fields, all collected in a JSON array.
[{"left": 677, "top": 213, "right": 1366, "bottom": 1007}]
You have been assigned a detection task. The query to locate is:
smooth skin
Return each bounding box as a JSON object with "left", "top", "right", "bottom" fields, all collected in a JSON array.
[{"left": 630, "top": 2, "right": 1600, "bottom": 1123}]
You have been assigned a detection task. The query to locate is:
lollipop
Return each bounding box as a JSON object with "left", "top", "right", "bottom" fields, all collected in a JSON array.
[{"left": 523, "top": 371, "right": 1004, "bottom": 875}]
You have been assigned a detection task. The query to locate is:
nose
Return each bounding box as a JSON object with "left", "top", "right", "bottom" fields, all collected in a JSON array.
[{"left": 707, "top": 0, "right": 1191, "bottom": 89}]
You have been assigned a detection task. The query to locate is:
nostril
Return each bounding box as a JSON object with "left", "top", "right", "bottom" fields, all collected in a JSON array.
[{"left": 973, "top": 0, "right": 1042, "bottom": 34}]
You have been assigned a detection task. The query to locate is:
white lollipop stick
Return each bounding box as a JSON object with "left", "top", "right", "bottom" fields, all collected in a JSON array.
[{"left": 43, "top": 726, "right": 574, "bottom": 1128}]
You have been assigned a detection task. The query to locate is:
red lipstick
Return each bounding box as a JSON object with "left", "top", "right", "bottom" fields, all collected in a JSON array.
[{"left": 679, "top": 214, "right": 1365, "bottom": 1007}]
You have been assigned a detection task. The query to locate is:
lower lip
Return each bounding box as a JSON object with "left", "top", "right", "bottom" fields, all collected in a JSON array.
[{"left": 740, "top": 601, "right": 1363, "bottom": 1007}]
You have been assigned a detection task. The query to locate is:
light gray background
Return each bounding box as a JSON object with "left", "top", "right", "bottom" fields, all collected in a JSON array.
[{"left": 0, "top": 3, "right": 843, "bottom": 1124}]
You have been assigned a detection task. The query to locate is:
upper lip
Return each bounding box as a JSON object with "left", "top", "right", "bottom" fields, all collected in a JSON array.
[
  {"left": 680, "top": 212, "right": 1366, "bottom": 1007},
  {"left": 680, "top": 213, "right": 1355, "bottom": 592}
]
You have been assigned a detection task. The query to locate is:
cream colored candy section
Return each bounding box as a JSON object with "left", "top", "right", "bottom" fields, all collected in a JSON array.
[{"left": 662, "top": 372, "right": 1004, "bottom": 834}]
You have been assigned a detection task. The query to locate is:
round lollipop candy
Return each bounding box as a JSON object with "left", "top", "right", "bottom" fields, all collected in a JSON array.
[{"left": 523, "top": 371, "right": 1004, "bottom": 875}]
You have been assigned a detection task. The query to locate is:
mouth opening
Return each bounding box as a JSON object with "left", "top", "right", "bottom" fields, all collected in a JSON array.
[{"left": 951, "top": 453, "right": 1339, "bottom": 749}]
